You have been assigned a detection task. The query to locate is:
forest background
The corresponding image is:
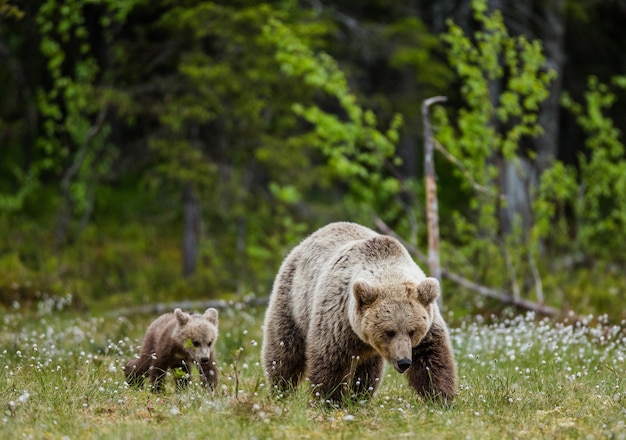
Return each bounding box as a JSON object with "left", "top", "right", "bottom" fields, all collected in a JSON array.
[{"left": 1, "top": 0, "right": 626, "bottom": 322}]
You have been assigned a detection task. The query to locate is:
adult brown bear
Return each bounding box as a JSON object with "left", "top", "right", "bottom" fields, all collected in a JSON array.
[{"left": 262, "top": 222, "right": 457, "bottom": 403}]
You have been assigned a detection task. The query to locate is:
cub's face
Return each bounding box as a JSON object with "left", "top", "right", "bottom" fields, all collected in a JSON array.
[
  {"left": 175, "top": 308, "right": 219, "bottom": 365},
  {"left": 353, "top": 278, "right": 439, "bottom": 373}
]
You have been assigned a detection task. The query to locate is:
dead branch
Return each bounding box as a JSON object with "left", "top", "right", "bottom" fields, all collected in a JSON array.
[
  {"left": 433, "top": 139, "right": 501, "bottom": 198},
  {"left": 109, "top": 296, "right": 269, "bottom": 318},
  {"left": 423, "top": 96, "right": 445, "bottom": 297},
  {"left": 374, "top": 217, "right": 560, "bottom": 317}
]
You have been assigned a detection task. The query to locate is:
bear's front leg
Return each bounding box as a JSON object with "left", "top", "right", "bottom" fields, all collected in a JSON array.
[
  {"left": 406, "top": 322, "right": 457, "bottom": 402},
  {"left": 351, "top": 356, "right": 384, "bottom": 400},
  {"left": 148, "top": 360, "right": 171, "bottom": 393},
  {"left": 307, "top": 344, "right": 354, "bottom": 403}
]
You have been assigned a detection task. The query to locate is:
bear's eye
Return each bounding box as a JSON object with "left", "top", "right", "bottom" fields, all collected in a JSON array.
[
  {"left": 192, "top": 340, "right": 200, "bottom": 347},
  {"left": 409, "top": 330, "right": 415, "bottom": 338},
  {"left": 386, "top": 330, "right": 396, "bottom": 338}
]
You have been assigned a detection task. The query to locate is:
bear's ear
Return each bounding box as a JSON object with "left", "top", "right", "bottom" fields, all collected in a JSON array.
[
  {"left": 353, "top": 280, "right": 377, "bottom": 309},
  {"left": 416, "top": 277, "right": 440, "bottom": 305},
  {"left": 204, "top": 307, "right": 218, "bottom": 325},
  {"left": 174, "top": 308, "right": 190, "bottom": 326}
]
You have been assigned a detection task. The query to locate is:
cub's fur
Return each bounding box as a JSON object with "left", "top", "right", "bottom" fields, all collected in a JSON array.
[{"left": 124, "top": 308, "right": 218, "bottom": 392}]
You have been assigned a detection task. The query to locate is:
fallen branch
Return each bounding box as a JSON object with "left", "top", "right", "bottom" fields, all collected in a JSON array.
[
  {"left": 109, "top": 296, "right": 268, "bottom": 317},
  {"left": 374, "top": 217, "right": 561, "bottom": 317}
]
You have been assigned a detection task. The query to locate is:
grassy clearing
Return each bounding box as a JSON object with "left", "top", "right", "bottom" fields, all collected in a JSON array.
[{"left": 1, "top": 304, "right": 625, "bottom": 439}]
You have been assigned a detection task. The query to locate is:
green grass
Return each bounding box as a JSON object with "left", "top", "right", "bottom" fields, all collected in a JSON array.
[{"left": 1, "top": 304, "right": 625, "bottom": 439}]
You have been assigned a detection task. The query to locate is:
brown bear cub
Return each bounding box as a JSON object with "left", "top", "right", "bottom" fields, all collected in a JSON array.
[
  {"left": 124, "top": 308, "right": 219, "bottom": 392},
  {"left": 262, "top": 222, "right": 457, "bottom": 403}
]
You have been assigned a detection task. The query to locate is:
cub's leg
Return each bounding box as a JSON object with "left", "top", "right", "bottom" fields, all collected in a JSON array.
[
  {"left": 199, "top": 354, "right": 219, "bottom": 390},
  {"left": 173, "top": 361, "right": 191, "bottom": 390},
  {"left": 124, "top": 353, "right": 153, "bottom": 388},
  {"left": 148, "top": 358, "right": 172, "bottom": 393}
]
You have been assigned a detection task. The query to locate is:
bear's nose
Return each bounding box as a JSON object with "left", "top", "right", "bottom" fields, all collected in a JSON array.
[
  {"left": 200, "top": 357, "right": 210, "bottom": 363},
  {"left": 397, "top": 357, "right": 412, "bottom": 373}
]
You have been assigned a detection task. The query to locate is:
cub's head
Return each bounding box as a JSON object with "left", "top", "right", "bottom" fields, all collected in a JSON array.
[
  {"left": 174, "top": 308, "right": 219, "bottom": 364},
  {"left": 351, "top": 277, "right": 439, "bottom": 374}
]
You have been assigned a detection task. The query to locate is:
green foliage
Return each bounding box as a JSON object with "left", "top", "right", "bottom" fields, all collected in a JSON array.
[
  {"left": 0, "top": 0, "right": 23, "bottom": 20},
  {"left": 145, "top": 1, "right": 327, "bottom": 191},
  {"left": 434, "top": 0, "right": 556, "bottom": 295},
  {"left": 30, "top": 0, "right": 140, "bottom": 238},
  {"left": 4, "top": 0, "right": 626, "bottom": 318},
  {"left": 435, "top": 0, "right": 626, "bottom": 308},
  {"left": 0, "top": 170, "right": 39, "bottom": 213},
  {"left": 555, "top": 76, "right": 626, "bottom": 261},
  {"left": 437, "top": 1, "right": 555, "bottom": 187},
  {"left": 263, "top": 18, "right": 403, "bottom": 212},
  {"left": 385, "top": 16, "right": 453, "bottom": 92},
  {"left": 106, "top": 1, "right": 335, "bottom": 290}
]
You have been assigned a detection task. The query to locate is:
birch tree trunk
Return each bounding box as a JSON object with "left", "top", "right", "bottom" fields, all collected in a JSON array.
[{"left": 422, "top": 96, "right": 446, "bottom": 307}]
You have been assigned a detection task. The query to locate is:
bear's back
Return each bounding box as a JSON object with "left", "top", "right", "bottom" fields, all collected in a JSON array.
[
  {"left": 145, "top": 312, "right": 177, "bottom": 338},
  {"left": 287, "top": 222, "right": 377, "bottom": 287},
  {"left": 278, "top": 223, "right": 373, "bottom": 331},
  {"left": 306, "top": 223, "right": 416, "bottom": 279},
  {"left": 285, "top": 222, "right": 422, "bottom": 331}
]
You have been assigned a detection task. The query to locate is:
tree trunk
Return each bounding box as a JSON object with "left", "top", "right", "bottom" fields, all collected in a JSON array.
[
  {"left": 182, "top": 183, "right": 202, "bottom": 277},
  {"left": 534, "top": 0, "right": 565, "bottom": 175},
  {"left": 422, "top": 96, "right": 446, "bottom": 308}
]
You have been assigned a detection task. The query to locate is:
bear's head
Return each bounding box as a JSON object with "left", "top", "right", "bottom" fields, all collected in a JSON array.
[
  {"left": 350, "top": 277, "right": 439, "bottom": 374},
  {"left": 173, "top": 308, "right": 219, "bottom": 365}
]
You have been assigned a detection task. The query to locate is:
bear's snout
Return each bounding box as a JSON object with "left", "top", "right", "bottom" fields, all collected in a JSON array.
[
  {"left": 397, "top": 357, "right": 412, "bottom": 373},
  {"left": 200, "top": 356, "right": 210, "bottom": 363}
]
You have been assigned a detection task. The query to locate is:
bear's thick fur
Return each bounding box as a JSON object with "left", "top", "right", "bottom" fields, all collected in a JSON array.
[
  {"left": 124, "top": 308, "right": 219, "bottom": 392},
  {"left": 262, "top": 222, "right": 457, "bottom": 402}
]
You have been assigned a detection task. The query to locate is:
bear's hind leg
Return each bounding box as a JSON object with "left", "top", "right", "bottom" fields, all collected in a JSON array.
[{"left": 407, "top": 323, "right": 457, "bottom": 402}]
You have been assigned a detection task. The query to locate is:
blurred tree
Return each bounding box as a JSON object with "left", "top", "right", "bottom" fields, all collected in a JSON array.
[
  {"left": 0, "top": 0, "right": 138, "bottom": 242},
  {"left": 110, "top": 1, "right": 337, "bottom": 287},
  {"left": 0, "top": 1, "right": 40, "bottom": 212},
  {"left": 550, "top": 75, "right": 626, "bottom": 263},
  {"left": 435, "top": 0, "right": 555, "bottom": 300},
  {"left": 317, "top": 0, "right": 453, "bottom": 191},
  {"left": 263, "top": 17, "right": 403, "bottom": 213},
  {"left": 2, "top": 0, "right": 626, "bottom": 310}
]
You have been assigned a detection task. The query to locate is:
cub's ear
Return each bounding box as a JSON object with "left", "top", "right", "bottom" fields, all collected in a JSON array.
[
  {"left": 204, "top": 307, "right": 219, "bottom": 325},
  {"left": 353, "top": 280, "right": 377, "bottom": 309},
  {"left": 416, "top": 277, "right": 440, "bottom": 305},
  {"left": 174, "top": 308, "right": 190, "bottom": 326}
]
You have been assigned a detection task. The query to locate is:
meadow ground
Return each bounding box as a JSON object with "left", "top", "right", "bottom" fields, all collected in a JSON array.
[{"left": 1, "top": 301, "right": 625, "bottom": 439}]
